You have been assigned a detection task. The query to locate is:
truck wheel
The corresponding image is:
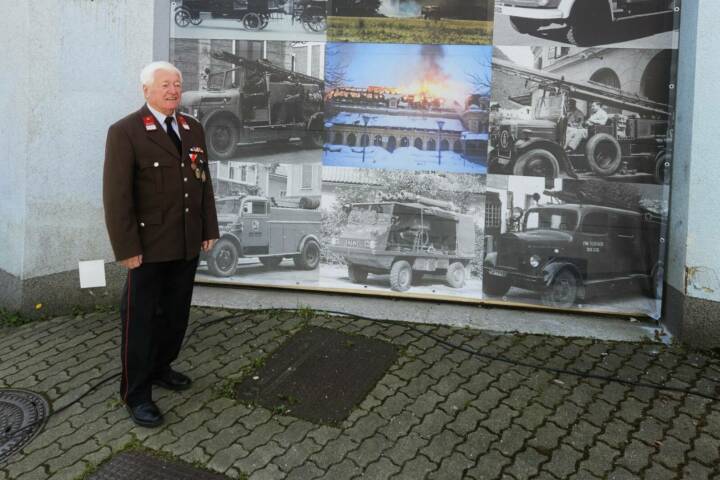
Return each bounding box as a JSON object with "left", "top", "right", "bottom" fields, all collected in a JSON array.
[
  {"left": 242, "top": 12, "right": 264, "bottom": 31},
  {"left": 294, "top": 239, "right": 320, "bottom": 270},
  {"left": 206, "top": 238, "right": 238, "bottom": 277},
  {"left": 646, "top": 262, "right": 664, "bottom": 299},
  {"left": 446, "top": 262, "right": 467, "bottom": 288},
  {"left": 389, "top": 260, "right": 412, "bottom": 292},
  {"left": 654, "top": 152, "right": 670, "bottom": 185},
  {"left": 585, "top": 133, "right": 622, "bottom": 177},
  {"left": 174, "top": 8, "right": 192, "bottom": 27},
  {"left": 509, "top": 17, "right": 541, "bottom": 35},
  {"left": 566, "top": 1, "right": 610, "bottom": 46},
  {"left": 542, "top": 269, "right": 579, "bottom": 308},
  {"left": 206, "top": 118, "right": 238, "bottom": 160},
  {"left": 302, "top": 6, "right": 327, "bottom": 32},
  {"left": 348, "top": 264, "right": 368, "bottom": 283},
  {"left": 513, "top": 149, "right": 560, "bottom": 179},
  {"left": 259, "top": 256, "right": 283, "bottom": 269},
  {"left": 483, "top": 276, "right": 511, "bottom": 297}
]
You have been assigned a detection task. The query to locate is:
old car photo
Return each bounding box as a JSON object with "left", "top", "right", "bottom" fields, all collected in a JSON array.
[
  {"left": 171, "top": 0, "right": 327, "bottom": 41},
  {"left": 493, "top": 0, "right": 679, "bottom": 49},
  {"left": 483, "top": 175, "right": 666, "bottom": 317},
  {"left": 489, "top": 46, "right": 673, "bottom": 184}
]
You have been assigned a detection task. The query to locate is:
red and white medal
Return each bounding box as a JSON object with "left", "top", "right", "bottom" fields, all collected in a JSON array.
[{"left": 143, "top": 115, "right": 157, "bottom": 131}]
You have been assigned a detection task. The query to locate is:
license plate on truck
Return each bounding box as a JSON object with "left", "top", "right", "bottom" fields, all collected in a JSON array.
[{"left": 488, "top": 268, "right": 507, "bottom": 278}]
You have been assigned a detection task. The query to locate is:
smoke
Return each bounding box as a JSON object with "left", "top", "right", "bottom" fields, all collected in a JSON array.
[{"left": 419, "top": 45, "right": 450, "bottom": 84}]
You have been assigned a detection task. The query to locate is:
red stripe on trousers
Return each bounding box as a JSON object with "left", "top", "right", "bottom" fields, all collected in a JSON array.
[{"left": 122, "top": 270, "right": 131, "bottom": 402}]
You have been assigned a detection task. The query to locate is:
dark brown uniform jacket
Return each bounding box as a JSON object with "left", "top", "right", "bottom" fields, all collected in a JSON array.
[{"left": 103, "top": 105, "right": 220, "bottom": 262}]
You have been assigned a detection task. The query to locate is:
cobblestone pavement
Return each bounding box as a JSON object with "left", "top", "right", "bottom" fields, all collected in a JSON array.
[{"left": 2, "top": 308, "right": 720, "bottom": 480}]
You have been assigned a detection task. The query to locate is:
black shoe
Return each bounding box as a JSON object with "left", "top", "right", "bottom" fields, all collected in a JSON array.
[
  {"left": 153, "top": 369, "right": 192, "bottom": 391},
  {"left": 126, "top": 401, "right": 164, "bottom": 428}
]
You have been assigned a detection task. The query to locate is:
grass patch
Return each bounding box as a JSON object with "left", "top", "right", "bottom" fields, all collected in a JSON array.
[
  {"left": 0, "top": 307, "right": 36, "bottom": 328},
  {"left": 328, "top": 17, "right": 493, "bottom": 44}
]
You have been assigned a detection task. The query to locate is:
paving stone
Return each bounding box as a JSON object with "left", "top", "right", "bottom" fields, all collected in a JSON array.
[
  {"left": 428, "top": 451, "right": 474, "bottom": 480},
  {"left": 274, "top": 437, "right": 323, "bottom": 472},
  {"left": 310, "top": 436, "right": 360, "bottom": 469},
  {"left": 578, "top": 441, "right": 619, "bottom": 477},
  {"left": 615, "top": 439, "right": 654, "bottom": 474},
  {"left": 323, "top": 458, "right": 362, "bottom": 479},
  {"left": 348, "top": 435, "right": 394, "bottom": 467},
  {"left": 465, "top": 449, "right": 512, "bottom": 480},
  {"left": 233, "top": 441, "right": 285, "bottom": 475},
  {"left": 503, "top": 446, "right": 548, "bottom": 479},
  {"left": 384, "top": 433, "right": 429, "bottom": 466},
  {"left": 360, "top": 457, "right": 402, "bottom": 480},
  {"left": 285, "top": 463, "right": 324, "bottom": 480},
  {"left": 541, "top": 444, "right": 584, "bottom": 478}
]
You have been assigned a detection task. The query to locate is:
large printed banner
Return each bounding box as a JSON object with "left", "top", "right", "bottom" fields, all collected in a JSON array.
[{"left": 169, "top": 0, "right": 681, "bottom": 319}]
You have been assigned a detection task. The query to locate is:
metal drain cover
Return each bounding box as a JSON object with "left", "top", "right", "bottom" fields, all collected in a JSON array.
[
  {"left": 89, "top": 451, "right": 230, "bottom": 479},
  {"left": 0, "top": 389, "right": 49, "bottom": 464}
]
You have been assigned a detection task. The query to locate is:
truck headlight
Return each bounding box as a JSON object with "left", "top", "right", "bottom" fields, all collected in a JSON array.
[
  {"left": 529, "top": 255, "right": 541, "bottom": 268},
  {"left": 193, "top": 108, "right": 199, "bottom": 119}
]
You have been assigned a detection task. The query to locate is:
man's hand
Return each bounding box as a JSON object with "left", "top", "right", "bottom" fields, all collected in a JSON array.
[
  {"left": 120, "top": 255, "right": 143, "bottom": 269},
  {"left": 202, "top": 239, "right": 218, "bottom": 252}
]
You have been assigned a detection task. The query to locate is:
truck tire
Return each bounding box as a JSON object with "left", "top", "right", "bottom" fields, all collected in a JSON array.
[
  {"left": 389, "top": 260, "right": 412, "bottom": 292},
  {"left": 654, "top": 152, "right": 670, "bottom": 185},
  {"left": 585, "top": 133, "right": 622, "bottom": 177},
  {"left": 483, "top": 276, "right": 511, "bottom": 297},
  {"left": 541, "top": 269, "right": 579, "bottom": 308},
  {"left": 509, "top": 17, "right": 542, "bottom": 35},
  {"left": 348, "top": 264, "right": 368, "bottom": 283},
  {"left": 294, "top": 239, "right": 320, "bottom": 270},
  {"left": 206, "top": 118, "right": 239, "bottom": 160},
  {"left": 512, "top": 149, "right": 560, "bottom": 179},
  {"left": 298, "top": 197, "right": 321, "bottom": 209},
  {"left": 566, "top": 0, "right": 610, "bottom": 46},
  {"left": 206, "top": 238, "right": 239, "bottom": 277},
  {"left": 174, "top": 7, "right": 192, "bottom": 27},
  {"left": 445, "top": 262, "right": 467, "bottom": 288},
  {"left": 259, "top": 256, "right": 283, "bottom": 269}
]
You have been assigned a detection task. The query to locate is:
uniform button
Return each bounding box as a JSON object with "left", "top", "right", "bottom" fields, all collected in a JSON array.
[
  {"left": 184, "top": 193, "right": 189, "bottom": 198},
  {"left": 185, "top": 208, "right": 189, "bottom": 213},
  {"left": 153, "top": 162, "right": 159, "bottom": 167},
  {"left": 184, "top": 177, "right": 188, "bottom": 182},
  {"left": 140, "top": 222, "right": 145, "bottom": 227},
  {"left": 181, "top": 162, "right": 185, "bottom": 167}
]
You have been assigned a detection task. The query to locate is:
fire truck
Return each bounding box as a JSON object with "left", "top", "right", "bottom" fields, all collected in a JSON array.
[
  {"left": 496, "top": 0, "right": 677, "bottom": 45},
  {"left": 179, "top": 50, "right": 325, "bottom": 160}
]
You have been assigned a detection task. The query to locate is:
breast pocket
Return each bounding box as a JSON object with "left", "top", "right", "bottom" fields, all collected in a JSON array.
[{"left": 139, "top": 158, "right": 175, "bottom": 193}]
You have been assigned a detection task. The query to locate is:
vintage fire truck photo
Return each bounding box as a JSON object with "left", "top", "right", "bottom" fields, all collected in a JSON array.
[
  {"left": 494, "top": 0, "right": 679, "bottom": 48},
  {"left": 179, "top": 49, "right": 325, "bottom": 160},
  {"left": 318, "top": 169, "right": 486, "bottom": 298},
  {"left": 202, "top": 195, "right": 322, "bottom": 277},
  {"left": 483, "top": 176, "right": 666, "bottom": 315},
  {"left": 171, "top": 0, "right": 327, "bottom": 39},
  {"left": 489, "top": 47, "right": 673, "bottom": 184},
  {"left": 328, "top": 194, "right": 476, "bottom": 292}
]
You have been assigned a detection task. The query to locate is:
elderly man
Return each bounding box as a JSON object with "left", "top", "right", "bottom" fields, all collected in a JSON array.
[{"left": 103, "top": 61, "right": 219, "bottom": 427}]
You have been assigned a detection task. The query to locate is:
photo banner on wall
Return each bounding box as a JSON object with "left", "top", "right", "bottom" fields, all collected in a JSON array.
[{"left": 166, "top": 0, "right": 682, "bottom": 319}]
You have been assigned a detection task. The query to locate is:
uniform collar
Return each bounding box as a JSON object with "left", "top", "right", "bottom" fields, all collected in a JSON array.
[{"left": 146, "top": 103, "right": 176, "bottom": 128}]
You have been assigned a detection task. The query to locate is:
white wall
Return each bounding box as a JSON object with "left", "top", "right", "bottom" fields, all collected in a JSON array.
[{"left": 18, "top": 0, "right": 155, "bottom": 278}]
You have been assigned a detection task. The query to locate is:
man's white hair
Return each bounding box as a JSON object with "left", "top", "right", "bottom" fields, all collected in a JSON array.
[{"left": 140, "top": 61, "right": 183, "bottom": 86}]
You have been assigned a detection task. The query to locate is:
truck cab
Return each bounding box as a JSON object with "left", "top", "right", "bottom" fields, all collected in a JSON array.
[
  {"left": 483, "top": 204, "right": 662, "bottom": 307},
  {"left": 496, "top": 0, "right": 676, "bottom": 45}
]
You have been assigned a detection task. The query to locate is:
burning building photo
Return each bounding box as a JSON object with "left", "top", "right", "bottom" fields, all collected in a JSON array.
[
  {"left": 323, "top": 43, "right": 492, "bottom": 173},
  {"left": 327, "top": 0, "right": 494, "bottom": 45}
]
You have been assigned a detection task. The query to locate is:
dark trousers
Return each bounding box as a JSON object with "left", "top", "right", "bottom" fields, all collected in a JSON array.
[{"left": 119, "top": 257, "right": 199, "bottom": 407}]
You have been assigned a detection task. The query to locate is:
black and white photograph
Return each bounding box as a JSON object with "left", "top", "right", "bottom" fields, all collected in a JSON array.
[
  {"left": 195, "top": 159, "right": 323, "bottom": 286},
  {"left": 170, "top": 38, "right": 325, "bottom": 161},
  {"left": 483, "top": 175, "right": 666, "bottom": 317},
  {"left": 323, "top": 43, "right": 492, "bottom": 174},
  {"left": 493, "top": 0, "right": 679, "bottom": 49},
  {"left": 170, "top": 0, "right": 327, "bottom": 41},
  {"left": 488, "top": 46, "right": 673, "bottom": 184},
  {"left": 327, "top": 0, "right": 494, "bottom": 45},
  {"left": 318, "top": 168, "right": 486, "bottom": 299}
]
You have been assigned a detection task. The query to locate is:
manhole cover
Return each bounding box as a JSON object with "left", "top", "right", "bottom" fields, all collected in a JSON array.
[
  {"left": 236, "top": 326, "right": 399, "bottom": 424},
  {"left": 89, "top": 451, "right": 230, "bottom": 479},
  {"left": 0, "top": 389, "right": 49, "bottom": 464}
]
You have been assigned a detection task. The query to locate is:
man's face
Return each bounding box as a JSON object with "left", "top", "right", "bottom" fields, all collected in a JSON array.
[
  {"left": 591, "top": 102, "right": 600, "bottom": 113},
  {"left": 144, "top": 69, "right": 182, "bottom": 115}
]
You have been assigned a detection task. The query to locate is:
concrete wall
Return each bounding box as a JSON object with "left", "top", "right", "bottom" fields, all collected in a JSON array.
[
  {"left": 1, "top": 0, "right": 159, "bottom": 314},
  {"left": 663, "top": 0, "right": 720, "bottom": 347}
]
